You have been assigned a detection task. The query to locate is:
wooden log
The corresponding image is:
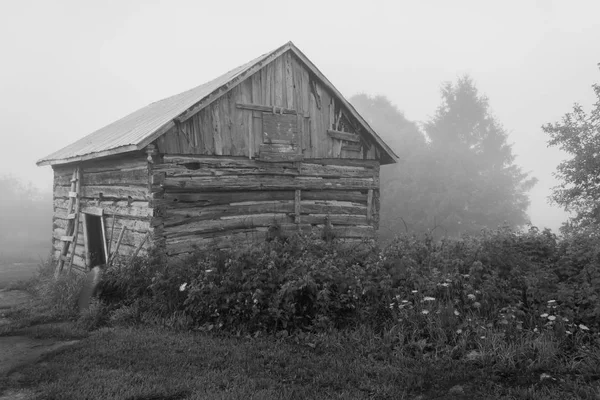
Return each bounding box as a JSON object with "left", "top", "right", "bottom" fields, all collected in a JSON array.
[
  {"left": 301, "top": 190, "right": 368, "bottom": 204},
  {"left": 164, "top": 201, "right": 295, "bottom": 227},
  {"left": 54, "top": 168, "right": 148, "bottom": 187},
  {"left": 166, "top": 228, "right": 270, "bottom": 255},
  {"left": 301, "top": 214, "right": 368, "bottom": 226},
  {"left": 300, "top": 200, "right": 367, "bottom": 216},
  {"left": 54, "top": 199, "right": 152, "bottom": 218},
  {"left": 52, "top": 155, "right": 147, "bottom": 176},
  {"left": 162, "top": 176, "right": 376, "bottom": 192},
  {"left": 158, "top": 155, "right": 298, "bottom": 169},
  {"left": 164, "top": 214, "right": 293, "bottom": 239},
  {"left": 162, "top": 191, "right": 295, "bottom": 207},
  {"left": 55, "top": 185, "right": 148, "bottom": 201},
  {"left": 303, "top": 159, "right": 379, "bottom": 169}
]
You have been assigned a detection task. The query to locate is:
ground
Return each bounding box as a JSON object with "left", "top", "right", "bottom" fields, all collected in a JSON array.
[{"left": 0, "top": 263, "right": 81, "bottom": 399}]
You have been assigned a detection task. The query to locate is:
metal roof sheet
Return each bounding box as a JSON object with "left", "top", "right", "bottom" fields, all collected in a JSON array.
[{"left": 37, "top": 42, "right": 398, "bottom": 166}]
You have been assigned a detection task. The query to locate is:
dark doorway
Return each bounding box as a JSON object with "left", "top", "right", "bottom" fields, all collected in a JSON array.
[{"left": 83, "top": 213, "right": 108, "bottom": 268}]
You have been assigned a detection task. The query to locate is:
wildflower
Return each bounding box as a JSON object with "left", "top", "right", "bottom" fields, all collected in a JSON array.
[
  {"left": 547, "top": 300, "right": 556, "bottom": 304},
  {"left": 579, "top": 324, "right": 590, "bottom": 331},
  {"left": 480, "top": 336, "right": 486, "bottom": 339},
  {"left": 467, "top": 294, "right": 476, "bottom": 300},
  {"left": 401, "top": 300, "right": 409, "bottom": 303},
  {"left": 389, "top": 303, "right": 395, "bottom": 310},
  {"left": 439, "top": 282, "right": 450, "bottom": 287},
  {"left": 454, "top": 310, "right": 460, "bottom": 316},
  {"left": 540, "top": 313, "right": 549, "bottom": 318},
  {"left": 473, "top": 302, "right": 481, "bottom": 309},
  {"left": 179, "top": 283, "right": 188, "bottom": 292},
  {"left": 547, "top": 315, "right": 556, "bottom": 321},
  {"left": 422, "top": 296, "right": 436, "bottom": 302},
  {"left": 456, "top": 329, "right": 463, "bottom": 334},
  {"left": 463, "top": 274, "right": 470, "bottom": 278},
  {"left": 533, "top": 327, "right": 539, "bottom": 332},
  {"left": 475, "top": 290, "right": 481, "bottom": 294},
  {"left": 422, "top": 310, "right": 429, "bottom": 315},
  {"left": 205, "top": 269, "right": 213, "bottom": 273},
  {"left": 566, "top": 330, "right": 572, "bottom": 335},
  {"left": 411, "top": 290, "right": 418, "bottom": 294}
]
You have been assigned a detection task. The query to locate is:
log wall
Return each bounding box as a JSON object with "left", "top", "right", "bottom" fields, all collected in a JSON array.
[
  {"left": 151, "top": 154, "right": 380, "bottom": 256},
  {"left": 156, "top": 51, "right": 381, "bottom": 161},
  {"left": 51, "top": 153, "right": 152, "bottom": 270}
]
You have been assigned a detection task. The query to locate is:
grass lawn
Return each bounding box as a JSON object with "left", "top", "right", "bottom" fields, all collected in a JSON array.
[{"left": 3, "top": 324, "right": 596, "bottom": 400}]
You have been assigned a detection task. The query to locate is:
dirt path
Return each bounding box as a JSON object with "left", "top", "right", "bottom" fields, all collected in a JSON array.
[{"left": 0, "top": 289, "right": 81, "bottom": 398}]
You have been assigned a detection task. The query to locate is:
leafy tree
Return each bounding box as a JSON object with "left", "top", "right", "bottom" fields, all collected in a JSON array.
[
  {"left": 424, "top": 76, "right": 537, "bottom": 236},
  {"left": 543, "top": 79, "right": 600, "bottom": 231},
  {"left": 350, "top": 94, "right": 431, "bottom": 238}
]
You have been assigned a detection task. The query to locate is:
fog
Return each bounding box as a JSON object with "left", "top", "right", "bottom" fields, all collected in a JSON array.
[{"left": 1, "top": 0, "right": 599, "bottom": 238}]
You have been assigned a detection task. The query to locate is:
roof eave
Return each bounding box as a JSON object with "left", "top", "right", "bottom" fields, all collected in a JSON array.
[{"left": 36, "top": 144, "right": 142, "bottom": 167}]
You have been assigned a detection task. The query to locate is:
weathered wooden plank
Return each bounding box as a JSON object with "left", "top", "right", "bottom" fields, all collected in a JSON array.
[
  {"left": 52, "top": 155, "right": 147, "bottom": 177},
  {"left": 165, "top": 214, "right": 293, "bottom": 238},
  {"left": 341, "top": 144, "right": 362, "bottom": 153},
  {"left": 236, "top": 103, "right": 297, "bottom": 115},
  {"left": 212, "top": 104, "right": 223, "bottom": 156},
  {"left": 54, "top": 199, "right": 152, "bottom": 218},
  {"left": 162, "top": 176, "right": 376, "bottom": 192},
  {"left": 54, "top": 214, "right": 149, "bottom": 233},
  {"left": 166, "top": 228, "right": 270, "bottom": 255},
  {"left": 301, "top": 190, "right": 368, "bottom": 203},
  {"left": 54, "top": 168, "right": 149, "bottom": 187},
  {"left": 300, "top": 200, "right": 367, "bottom": 216},
  {"left": 327, "top": 130, "right": 361, "bottom": 143},
  {"left": 275, "top": 55, "right": 284, "bottom": 107},
  {"left": 162, "top": 191, "right": 295, "bottom": 207},
  {"left": 81, "top": 206, "right": 103, "bottom": 216},
  {"left": 54, "top": 227, "right": 149, "bottom": 249},
  {"left": 164, "top": 201, "right": 295, "bottom": 227},
  {"left": 304, "top": 159, "right": 379, "bottom": 169},
  {"left": 262, "top": 113, "right": 298, "bottom": 144},
  {"left": 285, "top": 52, "right": 294, "bottom": 109},
  {"left": 159, "top": 155, "right": 297, "bottom": 169},
  {"left": 301, "top": 214, "right": 368, "bottom": 226},
  {"left": 56, "top": 185, "right": 148, "bottom": 201}
]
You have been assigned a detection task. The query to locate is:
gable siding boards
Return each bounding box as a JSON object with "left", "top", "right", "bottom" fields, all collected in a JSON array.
[{"left": 155, "top": 51, "right": 377, "bottom": 161}]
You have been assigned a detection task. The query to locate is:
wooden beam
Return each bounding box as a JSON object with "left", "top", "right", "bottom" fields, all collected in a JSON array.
[
  {"left": 60, "top": 235, "right": 74, "bottom": 242},
  {"left": 327, "top": 130, "right": 361, "bottom": 143},
  {"left": 236, "top": 103, "right": 297, "bottom": 115}
]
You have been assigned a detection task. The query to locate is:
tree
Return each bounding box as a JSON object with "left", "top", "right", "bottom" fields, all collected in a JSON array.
[
  {"left": 424, "top": 76, "right": 537, "bottom": 236},
  {"left": 543, "top": 78, "right": 600, "bottom": 231},
  {"left": 350, "top": 94, "right": 431, "bottom": 238}
]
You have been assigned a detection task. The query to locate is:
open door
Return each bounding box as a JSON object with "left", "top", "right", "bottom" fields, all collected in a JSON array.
[{"left": 82, "top": 208, "right": 108, "bottom": 269}]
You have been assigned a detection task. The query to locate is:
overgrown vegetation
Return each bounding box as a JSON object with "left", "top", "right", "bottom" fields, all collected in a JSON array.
[{"left": 4, "top": 226, "right": 599, "bottom": 398}]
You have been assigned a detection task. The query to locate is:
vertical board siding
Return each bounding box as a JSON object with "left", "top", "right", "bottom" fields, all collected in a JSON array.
[
  {"left": 155, "top": 51, "right": 381, "bottom": 162},
  {"left": 154, "top": 155, "right": 379, "bottom": 257}
]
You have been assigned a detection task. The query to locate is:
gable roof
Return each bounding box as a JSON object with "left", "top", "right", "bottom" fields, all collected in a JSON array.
[{"left": 37, "top": 41, "right": 398, "bottom": 166}]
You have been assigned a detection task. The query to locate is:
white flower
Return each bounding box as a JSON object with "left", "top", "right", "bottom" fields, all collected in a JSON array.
[
  {"left": 480, "top": 336, "right": 486, "bottom": 339},
  {"left": 422, "top": 296, "right": 436, "bottom": 302},
  {"left": 205, "top": 269, "right": 213, "bottom": 273},
  {"left": 421, "top": 310, "right": 429, "bottom": 315},
  {"left": 579, "top": 324, "right": 590, "bottom": 331},
  {"left": 566, "top": 330, "right": 572, "bottom": 335},
  {"left": 467, "top": 294, "right": 476, "bottom": 300},
  {"left": 473, "top": 302, "right": 481, "bottom": 309},
  {"left": 401, "top": 300, "right": 409, "bottom": 303},
  {"left": 439, "top": 282, "right": 450, "bottom": 287},
  {"left": 533, "top": 328, "right": 539, "bottom": 333},
  {"left": 179, "top": 283, "right": 187, "bottom": 291},
  {"left": 547, "top": 315, "right": 556, "bottom": 321},
  {"left": 547, "top": 300, "right": 556, "bottom": 304},
  {"left": 454, "top": 310, "right": 460, "bottom": 316},
  {"left": 411, "top": 290, "right": 418, "bottom": 294},
  {"left": 456, "top": 329, "right": 462, "bottom": 334},
  {"left": 389, "top": 303, "right": 395, "bottom": 309},
  {"left": 540, "top": 313, "right": 549, "bottom": 318}
]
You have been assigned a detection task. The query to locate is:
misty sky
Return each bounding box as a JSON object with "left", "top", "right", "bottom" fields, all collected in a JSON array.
[{"left": 1, "top": 0, "right": 599, "bottom": 233}]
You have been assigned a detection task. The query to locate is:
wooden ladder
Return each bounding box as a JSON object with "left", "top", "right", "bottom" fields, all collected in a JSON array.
[{"left": 55, "top": 167, "right": 82, "bottom": 278}]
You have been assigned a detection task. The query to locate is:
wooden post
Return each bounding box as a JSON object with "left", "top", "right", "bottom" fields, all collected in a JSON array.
[
  {"left": 294, "top": 190, "right": 301, "bottom": 225},
  {"left": 367, "top": 189, "right": 373, "bottom": 224}
]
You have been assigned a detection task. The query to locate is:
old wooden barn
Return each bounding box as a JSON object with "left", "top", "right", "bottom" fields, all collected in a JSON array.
[{"left": 37, "top": 41, "right": 398, "bottom": 274}]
